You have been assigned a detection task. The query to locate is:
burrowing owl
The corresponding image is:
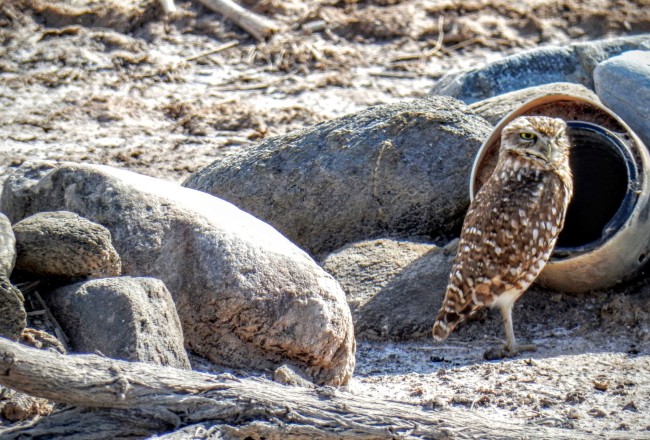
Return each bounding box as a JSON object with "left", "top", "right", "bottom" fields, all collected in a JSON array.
[{"left": 432, "top": 116, "right": 573, "bottom": 360}]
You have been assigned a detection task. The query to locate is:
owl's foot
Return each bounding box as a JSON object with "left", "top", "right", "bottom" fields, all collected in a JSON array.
[{"left": 482, "top": 343, "right": 536, "bottom": 361}]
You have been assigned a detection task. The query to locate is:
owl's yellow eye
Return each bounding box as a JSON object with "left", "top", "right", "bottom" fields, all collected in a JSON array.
[{"left": 519, "top": 132, "right": 536, "bottom": 141}]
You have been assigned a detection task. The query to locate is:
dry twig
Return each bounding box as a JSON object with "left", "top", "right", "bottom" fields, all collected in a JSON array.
[
  {"left": 195, "top": 0, "right": 280, "bottom": 41},
  {"left": 392, "top": 16, "right": 445, "bottom": 63},
  {"left": 185, "top": 40, "right": 239, "bottom": 62},
  {"left": 29, "top": 290, "right": 70, "bottom": 351}
]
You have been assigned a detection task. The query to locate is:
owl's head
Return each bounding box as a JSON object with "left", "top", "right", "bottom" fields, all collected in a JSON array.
[{"left": 500, "top": 116, "right": 570, "bottom": 170}]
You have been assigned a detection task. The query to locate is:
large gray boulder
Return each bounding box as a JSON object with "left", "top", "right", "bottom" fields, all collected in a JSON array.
[
  {"left": 184, "top": 97, "right": 493, "bottom": 258},
  {"left": 432, "top": 35, "right": 650, "bottom": 104},
  {"left": 46, "top": 277, "right": 191, "bottom": 369},
  {"left": 1, "top": 162, "right": 354, "bottom": 386},
  {"left": 12, "top": 211, "right": 121, "bottom": 280},
  {"left": 321, "top": 238, "right": 454, "bottom": 341},
  {"left": 594, "top": 50, "right": 650, "bottom": 149},
  {"left": 0, "top": 213, "right": 16, "bottom": 277}
]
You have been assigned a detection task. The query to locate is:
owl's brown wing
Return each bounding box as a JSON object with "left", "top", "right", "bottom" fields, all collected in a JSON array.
[{"left": 433, "top": 168, "right": 567, "bottom": 340}]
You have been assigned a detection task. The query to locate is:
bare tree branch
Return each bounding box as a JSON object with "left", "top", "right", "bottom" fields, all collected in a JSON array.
[
  {"left": 195, "top": 0, "right": 279, "bottom": 41},
  {"left": 0, "top": 337, "right": 586, "bottom": 439}
]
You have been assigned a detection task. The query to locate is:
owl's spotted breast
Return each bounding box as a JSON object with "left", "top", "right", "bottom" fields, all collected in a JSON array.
[{"left": 454, "top": 155, "right": 569, "bottom": 306}]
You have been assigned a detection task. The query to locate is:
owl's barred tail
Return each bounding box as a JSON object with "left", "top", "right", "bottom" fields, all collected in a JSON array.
[
  {"left": 432, "top": 320, "right": 451, "bottom": 341},
  {"left": 432, "top": 309, "right": 462, "bottom": 342}
]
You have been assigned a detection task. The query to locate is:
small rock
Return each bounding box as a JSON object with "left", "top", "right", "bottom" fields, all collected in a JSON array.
[
  {"left": 0, "top": 275, "right": 26, "bottom": 340},
  {"left": 321, "top": 238, "right": 453, "bottom": 340},
  {"left": 622, "top": 401, "right": 638, "bottom": 412},
  {"left": 594, "top": 380, "right": 609, "bottom": 392},
  {"left": 46, "top": 277, "right": 191, "bottom": 370},
  {"left": 0, "top": 213, "right": 16, "bottom": 277},
  {"left": 469, "top": 82, "right": 600, "bottom": 125},
  {"left": 184, "top": 97, "right": 493, "bottom": 257},
  {"left": 588, "top": 407, "right": 607, "bottom": 418},
  {"left": 431, "top": 35, "right": 650, "bottom": 103},
  {"left": 594, "top": 50, "right": 650, "bottom": 149},
  {"left": 566, "top": 408, "right": 582, "bottom": 419},
  {"left": 12, "top": 211, "right": 121, "bottom": 280},
  {"left": 273, "top": 364, "right": 315, "bottom": 388},
  {"left": 565, "top": 391, "right": 587, "bottom": 403}
]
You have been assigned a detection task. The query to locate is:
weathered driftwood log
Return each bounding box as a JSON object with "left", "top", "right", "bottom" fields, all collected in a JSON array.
[
  {"left": 195, "top": 0, "right": 279, "bottom": 41},
  {"left": 0, "top": 338, "right": 587, "bottom": 439}
]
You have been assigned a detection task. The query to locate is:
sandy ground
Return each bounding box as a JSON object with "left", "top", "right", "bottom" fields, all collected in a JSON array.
[{"left": 2, "top": 0, "right": 650, "bottom": 437}]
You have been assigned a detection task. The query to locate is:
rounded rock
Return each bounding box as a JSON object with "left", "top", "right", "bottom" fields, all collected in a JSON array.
[
  {"left": 594, "top": 50, "right": 650, "bottom": 150},
  {"left": 321, "top": 238, "right": 454, "bottom": 341},
  {"left": 13, "top": 211, "right": 121, "bottom": 280},
  {"left": 46, "top": 277, "right": 191, "bottom": 369}
]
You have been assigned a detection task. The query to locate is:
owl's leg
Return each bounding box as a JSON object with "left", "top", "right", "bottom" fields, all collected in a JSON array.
[
  {"left": 502, "top": 304, "right": 518, "bottom": 351},
  {"left": 483, "top": 303, "right": 536, "bottom": 360}
]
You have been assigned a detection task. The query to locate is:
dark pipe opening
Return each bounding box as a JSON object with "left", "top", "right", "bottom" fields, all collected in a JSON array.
[{"left": 553, "top": 122, "right": 639, "bottom": 258}]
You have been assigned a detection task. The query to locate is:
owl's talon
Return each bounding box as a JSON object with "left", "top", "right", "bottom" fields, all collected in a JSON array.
[
  {"left": 483, "top": 346, "right": 514, "bottom": 360},
  {"left": 517, "top": 343, "right": 537, "bottom": 353},
  {"left": 483, "top": 343, "right": 536, "bottom": 361}
]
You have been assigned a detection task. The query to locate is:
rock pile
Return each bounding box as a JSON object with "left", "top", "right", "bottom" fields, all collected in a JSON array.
[
  {"left": 1, "top": 162, "right": 354, "bottom": 386},
  {"left": 2, "top": 207, "right": 190, "bottom": 369}
]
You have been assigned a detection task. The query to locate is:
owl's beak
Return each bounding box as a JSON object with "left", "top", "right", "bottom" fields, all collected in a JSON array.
[
  {"left": 520, "top": 140, "right": 553, "bottom": 162},
  {"left": 546, "top": 142, "right": 553, "bottom": 159},
  {"left": 547, "top": 134, "right": 566, "bottom": 159},
  {"left": 548, "top": 129, "right": 567, "bottom": 158}
]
